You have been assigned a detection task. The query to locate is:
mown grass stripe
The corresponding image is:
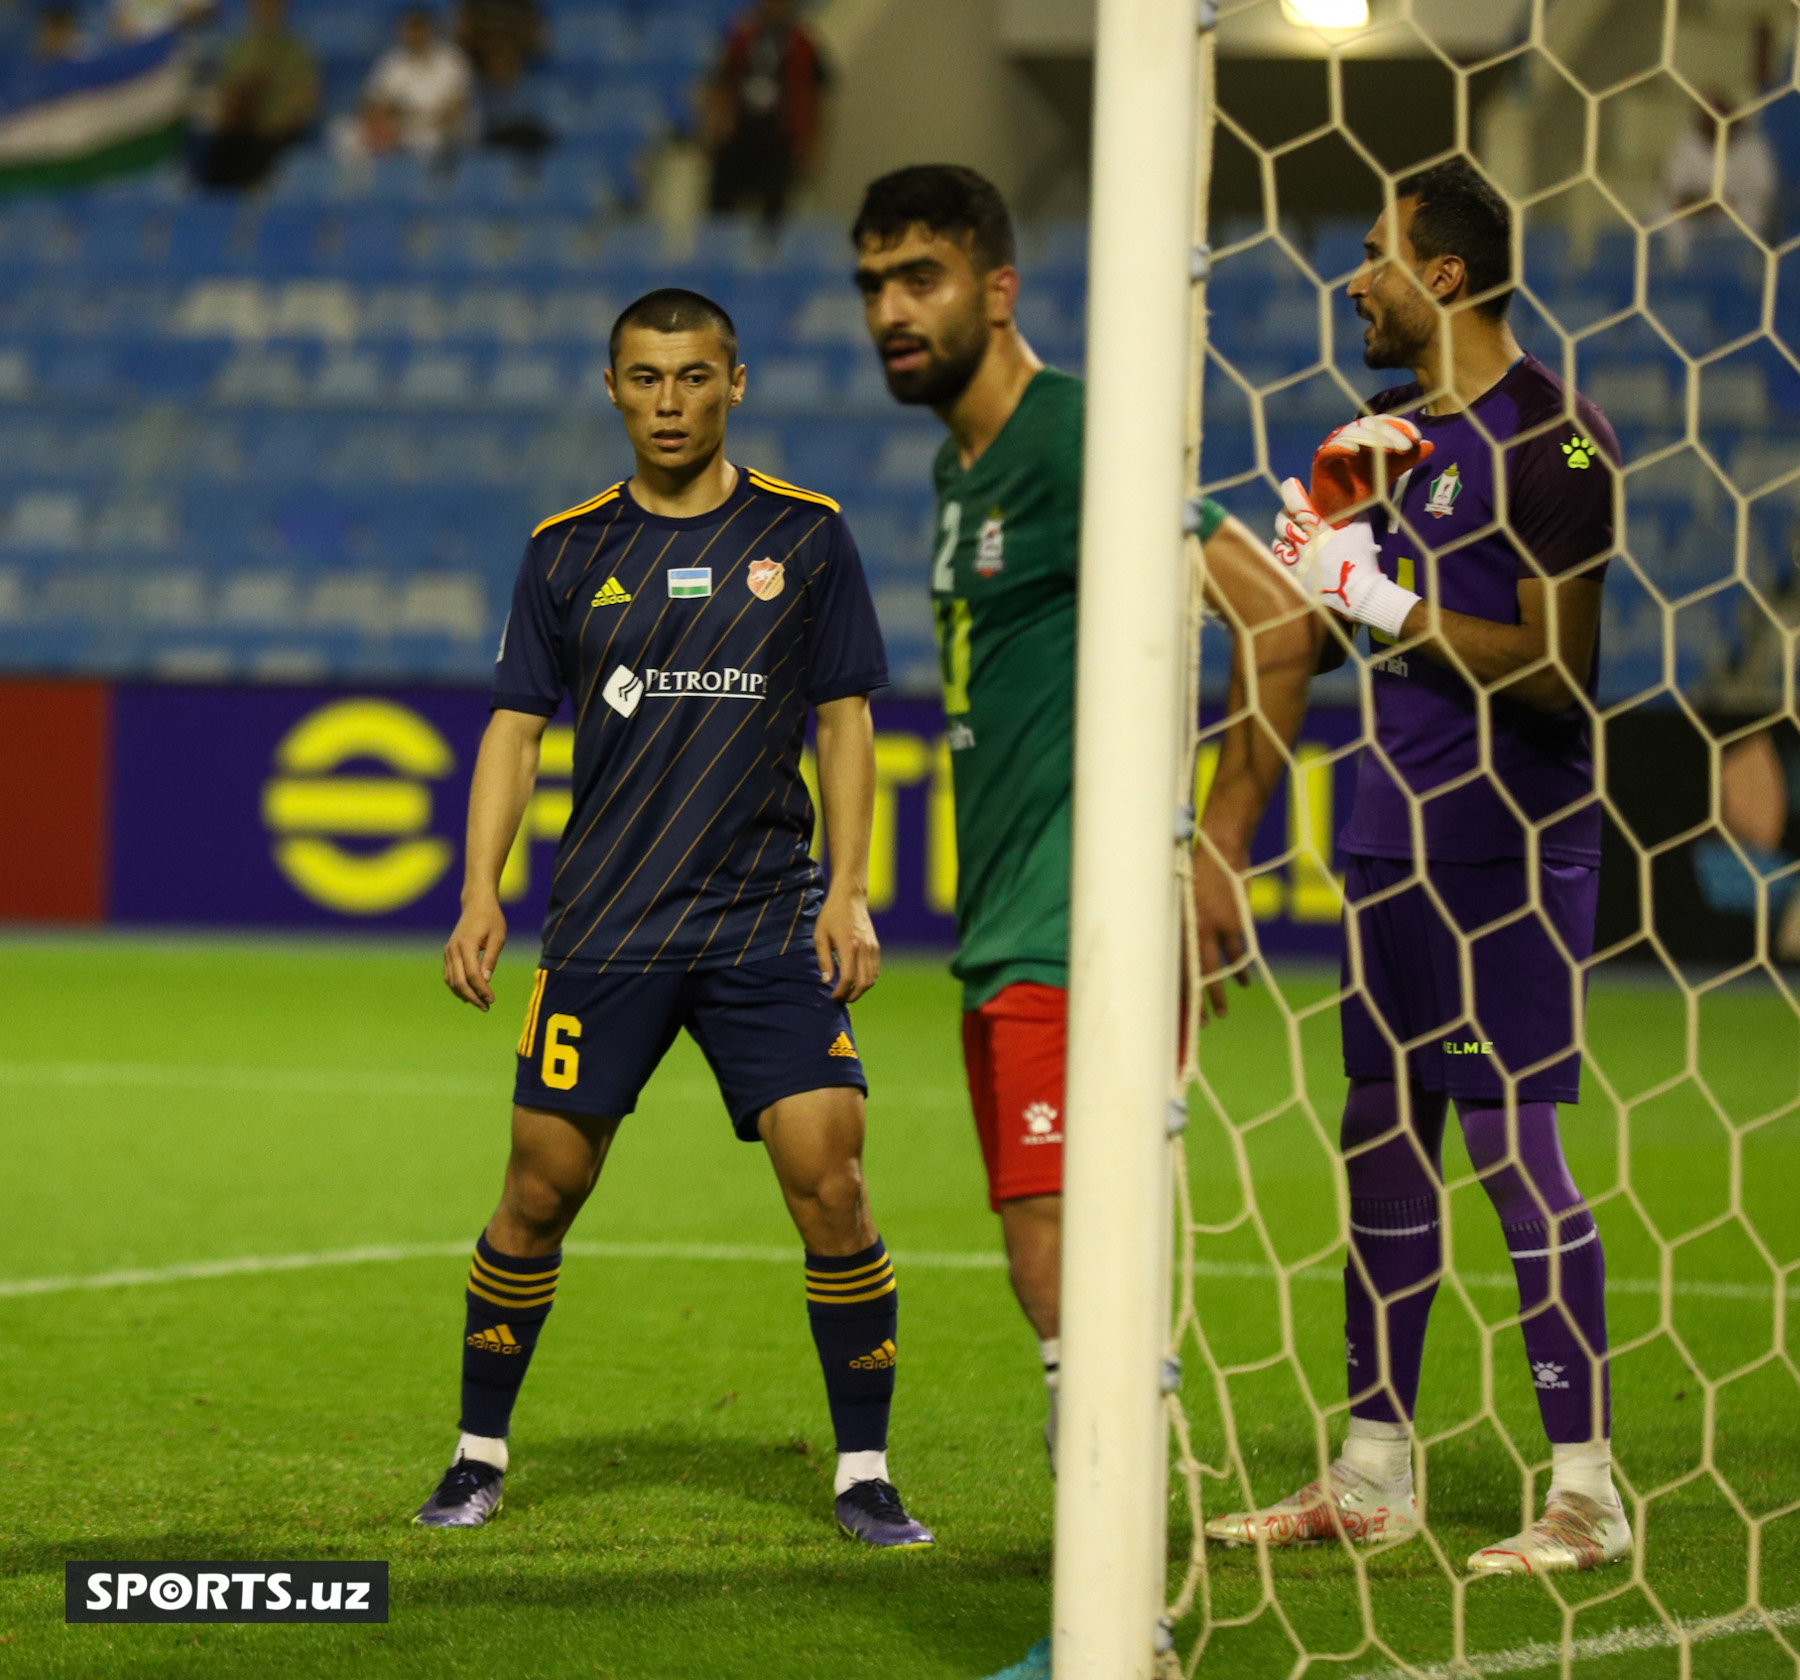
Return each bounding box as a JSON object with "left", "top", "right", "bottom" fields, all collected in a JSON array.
[{"left": 1345, "top": 1601, "right": 1800, "bottom": 1680}]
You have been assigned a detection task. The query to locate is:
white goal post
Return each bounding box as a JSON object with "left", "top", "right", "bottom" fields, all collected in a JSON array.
[{"left": 1055, "top": 1, "right": 1205, "bottom": 1674}]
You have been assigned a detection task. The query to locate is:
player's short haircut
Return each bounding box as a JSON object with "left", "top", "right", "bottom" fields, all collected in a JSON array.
[
  {"left": 851, "top": 165, "right": 1016, "bottom": 273},
  {"left": 609, "top": 289, "right": 739, "bottom": 368},
  {"left": 1393, "top": 156, "right": 1514, "bottom": 320}
]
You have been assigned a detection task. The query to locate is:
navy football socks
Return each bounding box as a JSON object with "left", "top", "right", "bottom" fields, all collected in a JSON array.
[
  {"left": 460, "top": 1234, "right": 561, "bottom": 1440},
  {"left": 804, "top": 1238, "right": 898, "bottom": 1455}
]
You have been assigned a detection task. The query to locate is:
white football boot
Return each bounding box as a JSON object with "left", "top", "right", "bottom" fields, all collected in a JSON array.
[
  {"left": 1468, "top": 1490, "right": 1633, "bottom": 1575},
  {"left": 1204, "top": 1460, "right": 1418, "bottom": 1547}
]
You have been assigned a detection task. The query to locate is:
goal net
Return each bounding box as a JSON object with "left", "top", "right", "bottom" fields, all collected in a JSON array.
[{"left": 1163, "top": 1, "right": 1800, "bottom": 1675}]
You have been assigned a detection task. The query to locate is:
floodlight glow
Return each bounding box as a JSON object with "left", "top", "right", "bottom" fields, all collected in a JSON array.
[{"left": 1280, "top": 0, "right": 1370, "bottom": 26}]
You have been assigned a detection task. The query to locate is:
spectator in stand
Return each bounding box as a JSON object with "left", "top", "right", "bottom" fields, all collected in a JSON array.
[
  {"left": 1660, "top": 89, "right": 1777, "bottom": 257},
  {"left": 191, "top": 0, "right": 318, "bottom": 191},
  {"left": 30, "top": 5, "right": 84, "bottom": 62},
  {"left": 455, "top": 0, "right": 554, "bottom": 162},
  {"left": 110, "top": 0, "right": 215, "bottom": 42},
  {"left": 334, "top": 6, "right": 475, "bottom": 167},
  {"left": 705, "top": 0, "right": 829, "bottom": 227}
]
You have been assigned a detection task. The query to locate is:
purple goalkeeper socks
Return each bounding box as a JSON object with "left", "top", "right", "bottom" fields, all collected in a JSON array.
[
  {"left": 1460, "top": 1102, "right": 1612, "bottom": 1442},
  {"left": 1338, "top": 1085, "right": 1611, "bottom": 1441},
  {"left": 1341, "top": 1080, "right": 1448, "bottom": 1426}
]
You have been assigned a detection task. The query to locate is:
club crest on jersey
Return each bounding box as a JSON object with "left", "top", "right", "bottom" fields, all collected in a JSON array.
[
  {"left": 668, "top": 567, "right": 712, "bottom": 599},
  {"left": 976, "top": 507, "right": 1006, "bottom": 576},
  {"left": 1423, "top": 462, "right": 1462, "bottom": 518},
  {"left": 747, "top": 558, "right": 785, "bottom": 601}
]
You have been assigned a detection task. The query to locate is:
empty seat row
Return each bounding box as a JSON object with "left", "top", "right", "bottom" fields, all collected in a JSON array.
[{"left": 0, "top": 558, "right": 491, "bottom": 635}]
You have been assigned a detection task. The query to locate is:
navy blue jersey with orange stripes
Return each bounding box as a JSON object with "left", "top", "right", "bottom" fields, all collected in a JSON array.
[{"left": 494, "top": 469, "right": 888, "bottom": 972}]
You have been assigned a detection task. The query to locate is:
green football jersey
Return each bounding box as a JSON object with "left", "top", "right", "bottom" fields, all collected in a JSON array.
[{"left": 931, "top": 368, "right": 1225, "bottom": 1010}]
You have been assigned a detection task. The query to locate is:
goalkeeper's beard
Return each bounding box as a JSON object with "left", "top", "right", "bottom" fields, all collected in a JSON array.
[
  {"left": 1360, "top": 301, "right": 1431, "bottom": 372},
  {"left": 881, "top": 315, "right": 991, "bottom": 407}
]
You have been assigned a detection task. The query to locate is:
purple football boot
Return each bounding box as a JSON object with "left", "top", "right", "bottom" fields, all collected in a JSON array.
[
  {"left": 834, "top": 1478, "right": 934, "bottom": 1549},
  {"left": 413, "top": 1457, "right": 505, "bottom": 1528}
]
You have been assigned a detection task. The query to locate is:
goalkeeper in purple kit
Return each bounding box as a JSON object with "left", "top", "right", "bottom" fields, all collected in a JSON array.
[{"left": 1206, "top": 159, "right": 1630, "bottom": 1575}]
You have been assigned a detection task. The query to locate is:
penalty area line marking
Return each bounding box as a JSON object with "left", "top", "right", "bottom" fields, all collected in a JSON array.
[
  {"left": 0, "top": 1246, "right": 1790, "bottom": 1304},
  {"left": 0, "top": 1061, "right": 972, "bottom": 1106},
  {"left": 1345, "top": 1601, "right": 1800, "bottom": 1680},
  {"left": 0, "top": 1241, "right": 1007, "bottom": 1299}
]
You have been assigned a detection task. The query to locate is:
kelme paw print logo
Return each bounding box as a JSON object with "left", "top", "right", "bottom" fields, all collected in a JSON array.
[{"left": 1563, "top": 435, "right": 1596, "bottom": 469}]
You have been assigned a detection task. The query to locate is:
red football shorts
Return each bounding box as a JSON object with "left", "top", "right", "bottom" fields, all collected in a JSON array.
[{"left": 962, "top": 981, "right": 1067, "bottom": 1212}]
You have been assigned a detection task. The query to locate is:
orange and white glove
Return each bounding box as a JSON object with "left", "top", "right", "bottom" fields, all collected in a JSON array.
[
  {"left": 1271, "top": 478, "right": 1419, "bottom": 639},
  {"left": 1310, "top": 414, "right": 1433, "bottom": 522}
]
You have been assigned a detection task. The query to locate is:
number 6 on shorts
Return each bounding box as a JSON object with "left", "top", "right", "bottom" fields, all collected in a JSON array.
[{"left": 542, "top": 1014, "right": 581, "bottom": 1090}]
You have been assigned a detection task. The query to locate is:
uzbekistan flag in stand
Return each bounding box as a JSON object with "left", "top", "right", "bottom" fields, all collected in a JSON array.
[{"left": 0, "top": 30, "right": 192, "bottom": 192}]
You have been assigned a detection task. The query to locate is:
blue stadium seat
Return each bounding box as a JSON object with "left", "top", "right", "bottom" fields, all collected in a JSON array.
[
  {"left": 456, "top": 152, "right": 538, "bottom": 211},
  {"left": 556, "top": 6, "right": 640, "bottom": 68},
  {"left": 169, "top": 201, "right": 249, "bottom": 274},
  {"left": 537, "top": 149, "right": 616, "bottom": 213},
  {"left": 1308, "top": 219, "right": 1366, "bottom": 284},
  {"left": 268, "top": 148, "right": 339, "bottom": 207},
  {"left": 361, "top": 153, "right": 436, "bottom": 206},
  {"left": 574, "top": 82, "right": 668, "bottom": 142},
  {"left": 335, "top": 207, "right": 413, "bottom": 277},
  {"left": 641, "top": 7, "right": 718, "bottom": 67},
  {"left": 304, "top": 6, "right": 385, "bottom": 59},
  {"left": 79, "top": 204, "right": 165, "bottom": 271},
  {"left": 121, "top": 339, "right": 231, "bottom": 400},
  {"left": 253, "top": 205, "right": 327, "bottom": 273},
  {"left": 37, "top": 343, "right": 121, "bottom": 403}
]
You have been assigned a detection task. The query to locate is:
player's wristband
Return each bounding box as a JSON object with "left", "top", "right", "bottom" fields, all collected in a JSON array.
[
  {"left": 1349, "top": 573, "right": 1421, "bottom": 640},
  {"left": 1316, "top": 525, "right": 1420, "bottom": 640}
]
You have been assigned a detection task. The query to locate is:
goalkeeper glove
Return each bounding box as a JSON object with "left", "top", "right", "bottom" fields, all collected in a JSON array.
[
  {"left": 1271, "top": 479, "right": 1420, "bottom": 640},
  {"left": 1310, "top": 414, "right": 1433, "bottom": 522}
]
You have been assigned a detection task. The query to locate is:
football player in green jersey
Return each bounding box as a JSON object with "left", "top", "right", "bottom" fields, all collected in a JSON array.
[{"left": 852, "top": 166, "right": 1322, "bottom": 1455}]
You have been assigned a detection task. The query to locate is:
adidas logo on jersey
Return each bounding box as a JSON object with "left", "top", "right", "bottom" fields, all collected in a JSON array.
[
  {"left": 850, "top": 1338, "right": 897, "bottom": 1370},
  {"left": 591, "top": 577, "right": 633, "bottom": 607},
  {"left": 827, "top": 1032, "right": 858, "bottom": 1059},
  {"left": 466, "top": 1324, "right": 523, "bottom": 1355}
]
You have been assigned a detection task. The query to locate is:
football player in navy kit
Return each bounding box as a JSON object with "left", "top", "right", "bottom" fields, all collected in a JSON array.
[{"left": 415, "top": 289, "right": 931, "bottom": 1550}]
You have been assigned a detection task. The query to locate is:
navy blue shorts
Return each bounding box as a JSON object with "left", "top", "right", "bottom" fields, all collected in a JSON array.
[
  {"left": 512, "top": 948, "right": 866, "bottom": 1140},
  {"left": 1339, "top": 853, "right": 1598, "bottom": 1104}
]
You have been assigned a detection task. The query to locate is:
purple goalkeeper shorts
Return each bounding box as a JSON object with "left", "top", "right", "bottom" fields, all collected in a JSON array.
[{"left": 1339, "top": 853, "right": 1599, "bottom": 1104}]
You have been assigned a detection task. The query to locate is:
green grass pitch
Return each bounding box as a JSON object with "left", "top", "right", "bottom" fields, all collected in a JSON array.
[{"left": 1, "top": 936, "right": 1795, "bottom": 1679}]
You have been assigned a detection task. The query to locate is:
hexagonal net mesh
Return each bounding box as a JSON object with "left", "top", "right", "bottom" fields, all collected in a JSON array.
[{"left": 1168, "top": 2, "right": 1800, "bottom": 1674}]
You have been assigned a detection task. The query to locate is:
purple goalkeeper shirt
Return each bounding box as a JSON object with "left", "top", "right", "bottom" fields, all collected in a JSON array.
[{"left": 1339, "top": 354, "right": 1618, "bottom": 866}]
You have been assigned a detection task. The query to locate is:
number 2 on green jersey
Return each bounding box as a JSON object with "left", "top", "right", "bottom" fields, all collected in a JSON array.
[
  {"left": 932, "top": 502, "right": 971, "bottom": 715},
  {"left": 932, "top": 501, "right": 960, "bottom": 593}
]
